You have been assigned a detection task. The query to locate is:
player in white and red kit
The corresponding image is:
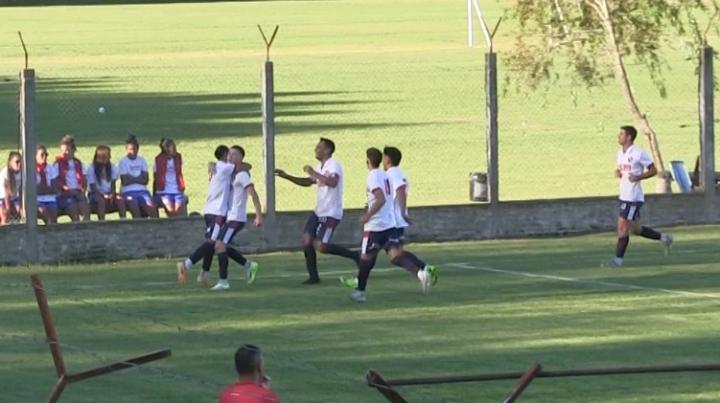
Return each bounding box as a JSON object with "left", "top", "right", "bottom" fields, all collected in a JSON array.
[
  {"left": 348, "top": 148, "right": 432, "bottom": 303},
  {"left": 275, "top": 138, "right": 359, "bottom": 284},
  {"left": 611, "top": 126, "right": 673, "bottom": 268}
]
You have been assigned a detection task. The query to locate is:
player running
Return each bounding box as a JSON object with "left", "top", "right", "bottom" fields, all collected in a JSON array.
[
  {"left": 348, "top": 148, "right": 432, "bottom": 303},
  {"left": 610, "top": 125, "right": 673, "bottom": 268},
  {"left": 275, "top": 138, "right": 359, "bottom": 284},
  {"left": 211, "top": 145, "right": 262, "bottom": 291}
]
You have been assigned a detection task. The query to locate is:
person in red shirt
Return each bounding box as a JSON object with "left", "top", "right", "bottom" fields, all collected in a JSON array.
[{"left": 219, "top": 344, "right": 280, "bottom": 403}]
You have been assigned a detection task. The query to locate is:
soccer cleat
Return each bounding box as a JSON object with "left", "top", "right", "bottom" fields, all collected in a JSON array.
[
  {"left": 425, "top": 265, "right": 438, "bottom": 286},
  {"left": 210, "top": 281, "right": 230, "bottom": 291},
  {"left": 339, "top": 276, "right": 358, "bottom": 289},
  {"left": 302, "top": 278, "right": 321, "bottom": 285},
  {"left": 417, "top": 269, "right": 431, "bottom": 294},
  {"left": 662, "top": 234, "right": 673, "bottom": 256},
  {"left": 176, "top": 262, "right": 186, "bottom": 287},
  {"left": 246, "top": 261, "right": 259, "bottom": 285},
  {"left": 349, "top": 290, "right": 366, "bottom": 303},
  {"left": 609, "top": 257, "right": 623, "bottom": 269},
  {"left": 197, "top": 271, "right": 209, "bottom": 287}
]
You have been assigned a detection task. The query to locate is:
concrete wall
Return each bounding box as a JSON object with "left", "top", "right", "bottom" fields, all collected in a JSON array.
[{"left": 0, "top": 193, "right": 717, "bottom": 265}]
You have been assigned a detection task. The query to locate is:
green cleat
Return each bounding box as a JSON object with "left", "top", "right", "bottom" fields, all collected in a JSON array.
[
  {"left": 425, "top": 265, "right": 438, "bottom": 286},
  {"left": 339, "top": 276, "right": 358, "bottom": 289},
  {"left": 246, "top": 261, "right": 259, "bottom": 285}
]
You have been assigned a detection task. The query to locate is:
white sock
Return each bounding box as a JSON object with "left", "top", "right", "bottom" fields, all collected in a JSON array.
[
  {"left": 184, "top": 259, "right": 193, "bottom": 270},
  {"left": 218, "top": 279, "right": 229, "bottom": 285},
  {"left": 244, "top": 261, "right": 252, "bottom": 270},
  {"left": 661, "top": 233, "right": 668, "bottom": 241}
]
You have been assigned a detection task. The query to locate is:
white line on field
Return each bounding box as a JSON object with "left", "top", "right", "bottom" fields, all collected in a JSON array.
[{"left": 447, "top": 263, "right": 720, "bottom": 299}]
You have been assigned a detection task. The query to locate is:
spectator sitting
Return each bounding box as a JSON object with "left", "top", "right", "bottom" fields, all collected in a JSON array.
[
  {"left": 87, "top": 145, "right": 127, "bottom": 221},
  {"left": 219, "top": 344, "right": 280, "bottom": 403},
  {"left": 54, "top": 135, "right": 90, "bottom": 222},
  {"left": 36, "top": 145, "right": 59, "bottom": 224},
  {"left": 119, "top": 135, "right": 157, "bottom": 219},
  {"left": 0, "top": 151, "right": 23, "bottom": 225},
  {"left": 154, "top": 137, "right": 187, "bottom": 217}
]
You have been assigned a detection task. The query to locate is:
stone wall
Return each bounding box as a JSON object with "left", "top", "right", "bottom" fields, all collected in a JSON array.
[{"left": 0, "top": 193, "right": 717, "bottom": 265}]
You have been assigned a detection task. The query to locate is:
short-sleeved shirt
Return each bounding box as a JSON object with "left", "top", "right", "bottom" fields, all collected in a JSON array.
[
  {"left": 364, "top": 168, "right": 396, "bottom": 232},
  {"left": 118, "top": 155, "right": 149, "bottom": 193},
  {"left": 36, "top": 164, "right": 58, "bottom": 202},
  {"left": 314, "top": 157, "right": 343, "bottom": 220},
  {"left": 154, "top": 158, "right": 180, "bottom": 194},
  {"left": 227, "top": 171, "right": 254, "bottom": 222},
  {"left": 219, "top": 381, "right": 280, "bottom": 403},
  {"left": 86, "top": 163, "right": 120, "bottom": 195},
  {"left": 386, "top": 166, "right": 409, "bottom": 228},
  {"left": 53, "top": 161, "right": 85, "bottom": 191},
  {"left": 617, "top": 145, "right": 654, "bottom": 202},
  {"left": 204, "top": 161, "right": 235, "bottom": 217},
  {"left": 0, "top": 167, "right": 21, "bottom": 199}
]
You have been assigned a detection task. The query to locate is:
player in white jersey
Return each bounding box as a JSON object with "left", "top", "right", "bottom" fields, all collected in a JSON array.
[
  {"left": 275, "top": 138, "right": 359, "bottom": 284},
  {"left": 0, "top": 151, "right": 23, "bottom": 225},
  {"left": 348, "top": 148, "right": 432, "bottom": 303},
  {"left": 210, "top": 145, "right": 263, "bottom": 291},
  {"left": 610, "top": 126, "right": 673, "bottom": 268},
  {"left": 177, "top": 145, "right": 236, "bottom": 286}
]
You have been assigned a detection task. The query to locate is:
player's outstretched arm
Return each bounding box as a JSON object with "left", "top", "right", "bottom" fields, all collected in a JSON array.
[
  {"left": 304, "top": 165, "right": 338, "bottom": 188},
  {"left": 248, "top": 185, "right": 263, "bottom": 227},
  {"left": 274, "top": 168, "right": 314, "bottom": 187}
]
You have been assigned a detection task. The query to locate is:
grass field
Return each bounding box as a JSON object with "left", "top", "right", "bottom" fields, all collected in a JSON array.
[
  {"left": 0, "top": 1, "right": 717, "bottom": 212},
  {"left": 2, "top": 225, "right": 719, "bottom": 402}
]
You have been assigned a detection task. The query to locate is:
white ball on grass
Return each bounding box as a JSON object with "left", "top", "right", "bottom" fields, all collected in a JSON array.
[{"left": 98, "top": 106, "right": 106, "bottom": 114}]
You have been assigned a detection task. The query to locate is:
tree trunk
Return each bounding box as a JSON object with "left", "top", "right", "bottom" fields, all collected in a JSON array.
[{"left": 593, "top": 0, "right": 672, "bottom": 193}]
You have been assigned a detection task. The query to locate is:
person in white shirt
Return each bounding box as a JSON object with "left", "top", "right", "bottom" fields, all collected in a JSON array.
[
  {"left": 210, "top": 145, "right": 263, "bottom": 291},
  {"left": 347, "top": 148, "right": 432, "bottom": 303},
  {"left": 54, "top": 135, "right": 90, "bottom": 222},
  {"left": 119, "top": 135, "right": 157, "bottom": 219},
  {"left": 153, "top": 138, "right": 188, "bottom": 217},
  {"left": 275, "top": 137, "right": 359, "bottom": 284},
  {"left": 35, "top": 145, "right": 59, "bottom": 224},
  {"left": 0, "top": 151, "right": 23, "bottom": 225},
  {"left": 87, "top": 145, "right": 126, "bottom": 221},
  {"left": 611, "top": 126, "right": 673, "bottom": 268}
]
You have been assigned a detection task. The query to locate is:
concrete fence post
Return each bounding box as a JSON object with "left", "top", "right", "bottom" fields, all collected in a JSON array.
[
  {"left": 486, "top": 52, "right": 499, "bottom": 207},
  {"left": 20, "top": 68, "right": 38, "bottom": 264},
  {"left": 261, "top": 61, "right": 278, "bottom": 245},
  {"left": 699, "top": 45, "right": 715, "bottom": 220}
]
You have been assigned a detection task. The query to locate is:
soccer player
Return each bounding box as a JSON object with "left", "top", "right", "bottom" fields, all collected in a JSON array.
[
  {"left": 275, "top": 138, "right": 359, "bottom": 284},
  {"left": 219, "top": 344, "right": 280, "bottom": 403},
  {"left": 87, "top": 145, "right": 127, "bottom": 220},
  {"left": 0, "top": 151, "right": 23, "bottom": 225},
  {"left": 177, "top": 145, "right": 235, "bottom": 287},
  {"left": 154, "top": 138, "right": 187, "bottom": 217},
  {"left": 119, "top": 135, "right": 157, "bottom": 219},
  {"left": 348, "top": 148, "right": 432, "bottom": 303},
  {"left": 611, "top": 125, "right": 673, "bottom": 268},
  {"left": 54, "top": 135, "right": 90, "bottom": 221},
  {"left": 211, "top": 145, "right": 262, "bottom": 291},
  {"left": 35, "top": 145, "right": 59, "bottom": 224}
]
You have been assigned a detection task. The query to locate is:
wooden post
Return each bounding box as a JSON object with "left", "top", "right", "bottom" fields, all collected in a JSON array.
[
  {"left": 367, "top": 370, "right": 408, "bottom": 403},
  {"left": 486, "top": 52, "right": 499, "bottom": 206},
  {"left": 699, "top": 45, "right": 715, "bottom": 213},
  {"left": 21, "top": 69, "right": 38, "bottom": 263},
  {"left": 501, "top": 363, "right": 542, "bottom": 403},
  {"left": 31, "top": 274, "right": 67, "bottom": 378}
]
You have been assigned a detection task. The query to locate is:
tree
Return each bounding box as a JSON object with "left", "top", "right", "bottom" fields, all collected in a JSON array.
[{"left": 505, "top": 0, "right": 719, "bottom": 192}]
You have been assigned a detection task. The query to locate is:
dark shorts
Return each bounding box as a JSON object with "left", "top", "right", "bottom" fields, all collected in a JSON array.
[
  {"left": 395, "top": 227, "right": 407, "bottom": 243},
  {"left": 217, "top": 221, "right": 245, "bottom": 245},
  {"left": 122, "top": 190, "right": 154, "bottom": 207},
  {"left": 0, "top": 197, "right": 20, "bottom": 210},
  {"left": 618, "top": 200, "right": 643, "bottom": 221},
  {"left": 361, "top": 228, "right": 401, "bottom": 255},
  {"left": 37, "top": 200, "right": 58, "bottom": 209},
  {"left": 204, "top": 214, "right": 226, "bottom": 241},
  {"left": 156, "top": 193, "right": 187, "bottom": 206},
  {"left": 303, "top": 212, "right": 341, "bottom": 244},
  {"left": 57, "top": 194, "right": 85, "bottom": 211}
]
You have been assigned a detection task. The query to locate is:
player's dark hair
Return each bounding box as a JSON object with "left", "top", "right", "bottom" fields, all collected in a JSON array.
[
  {"left": 214, "top": 145, "right": 229, "bottom": 161},
  {"left": 7, "top": 151, "right": 21, "bottom": 192},
  {"left": 366, "top": 147, "right": 382, "bottom": 168},
  {"left": 234, "top": 344, "right": 262, "bottom": 376},
  {"left": 93, "top": 145, "right": 113, "bottom": 185},
  {"left": 159, "top": 138, "right": 175, "bottom": 154},
  {"left": 60, "top": 134, "right": 77, "bottom": 152},
  {"left": 383, "top": 146, "right": 402, "bottom": 166},
  {"left": 621, "top": 126, "right": 638, "bottom": 142},
  {"left": 319, "top": 137, "right": 335, "bottom": 155},
  {"left": 37, "top": 144, "right": 48, "bottom": 156},
  {"left": 125, "top": 134, "right": 140, "bottom": 150},
  {"left": 231, "top": 145, "right": 245, "bottom": 158}
]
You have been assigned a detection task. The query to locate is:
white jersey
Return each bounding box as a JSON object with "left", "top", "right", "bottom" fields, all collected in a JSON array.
[
  {"left": 0, "top": 167, "right": 21, "bottom": 199},
  {"left": 386, "top": 166, "right": 409, "bottom": 228},
  {"left": 119, "top": 155, "right": 149, "bottom": 193},
  {"left": 54, "top": 160, "right": 85, "bottom": 191},
  {"left": 617, "top": 145, "right": 654, "bottom": 202},
  {"left": 36, "top": 164, "right": 58, "bottom": 202},
  {"left": 204, "top": 161, "right": 235, "bottom": 217},
  {"left": 314, "top": 157, "right": 343, "bottom": 220},
  {"left": 86, "top": 163, "right": 119, "bottom": 195},
  {"left": 364, "top": 168, "right": 396, "bottom": 232},
  {"left": 227, "top": 171, "right": 254, "bottom": 222}
]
